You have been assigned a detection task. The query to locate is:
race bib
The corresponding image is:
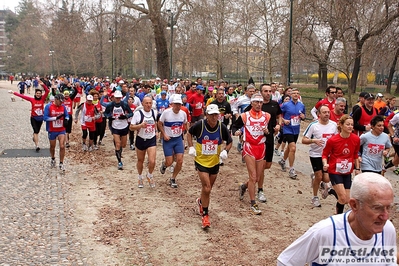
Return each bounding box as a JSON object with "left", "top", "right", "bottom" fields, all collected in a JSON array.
[
  {"left": 218, "top": 114, "right": 225, "bottom": 122},
  {"left": 65, "top": 106, "right": 71, "bottom": 113},
  {"left": 143, "top": 124, "right": 156, "bottom": 138},
  {"left": 336, "top": 159, "right": 352, "bottom": 174},
  {"left": 195, "top": 102, "right": 202, "bottom": 109},
  {"left": 84, "top": 115, "right": 92, "bottom": 122},
  {"left": 367, "top": 144, "right": 384, "bottom": 156},
  {"left": 35, "top": 109, "right": 43, "bottom": 116},
  {"left": 52, "top": 119, "right": 63, "bottom": 128},
  {"left": 171, "top": 125, "right": 182, "bottom": 136},
  {"left": 290, "top": 115, "right": 300, "bottom": 126},
  {"left": 201, "top": 140, "right": 218, "bottom": 155}
]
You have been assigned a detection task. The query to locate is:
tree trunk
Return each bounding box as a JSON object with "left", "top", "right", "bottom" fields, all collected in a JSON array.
[
  {"left": 350, "top": 43, "right": 363, "bottom": 93},
  {"left": 318, "top": 63, "right": 328, "bottom": 91},
  {"left": 387, "top": 47, "right": 399, "bottom": 94},
  {"left": 150, "top": 17, "right": 169, "bottom": 79}
]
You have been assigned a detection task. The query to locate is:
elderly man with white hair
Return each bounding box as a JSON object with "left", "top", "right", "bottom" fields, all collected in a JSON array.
[{"left": 277, "top": 172, "right": 397, "bottom": 266}]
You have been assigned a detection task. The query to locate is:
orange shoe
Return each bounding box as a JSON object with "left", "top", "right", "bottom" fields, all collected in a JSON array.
[
  {"left": 196, "top": 198, "right": 203, "bottom": 216},
  {"left": 202, "top": 215, "right": 210, "bottom": 229}
]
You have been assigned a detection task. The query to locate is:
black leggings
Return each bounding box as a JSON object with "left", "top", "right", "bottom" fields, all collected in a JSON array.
[
  {"left": 94, "top": 120, "right": 106, "bottom": 144},
  {"left": 82, "top": 128, "right": 95, "bottom": 141}
]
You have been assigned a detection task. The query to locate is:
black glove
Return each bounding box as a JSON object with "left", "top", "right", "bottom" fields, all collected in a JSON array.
[
  {"left": 119, "top": 114, "right": 127, "bottom": 120},
  {"left": 56, "top": 114, "right": 64, "bottom": 120},
  {"left": 63, "top": 118, "right": 69, "bottom": 128}
]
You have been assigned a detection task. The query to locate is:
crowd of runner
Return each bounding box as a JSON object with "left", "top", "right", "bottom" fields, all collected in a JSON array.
[{"left": 8, "top": 76, "right": 399, "bottom": 230}]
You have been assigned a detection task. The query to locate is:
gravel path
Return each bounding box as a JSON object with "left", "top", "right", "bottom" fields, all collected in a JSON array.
[{"left": 0, "top": 81, "right": 84, "bottom": 265}]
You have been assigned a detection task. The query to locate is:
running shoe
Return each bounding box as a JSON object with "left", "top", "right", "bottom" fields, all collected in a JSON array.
[
  {"left": 138, "top": 178, "right": 144, "bottom": 188},
  {"left": 278, "top": 159, "right": 286, "bottom": 172},
  {"left": 250, "top": 204, "right": 262, "bottom": 215},
  {"left": 239, "top": 183, "right": 246, "bottom": 201},
  {"left": 320, "top": 182, "right": 329, "bottom": 199},
  {"left": 257, "top": 191, "right": 267, "bottom": 203},
  {"left": 98, "top": 140, "right": 103, "bottom": 146},
  {"left": 160, "top": 161, "right": 167, "bottom": 174},
  {"left": 310, "top": 173, "right": 315, "bottom": 188},
  {"left": 170, "top": 178, "right": 178, "bottom": 188},
  {"left": 94, "top": 145, "right": 98, "bottom": 150},
  {"left": 82, "top": 143, "right": 88, "bottom": 151},
  {"left": 65, "top": 143, "right": 70, "bottom": 148},
  {"left": 201, "top": 215, "right": 211, "bottom": 229},
  {"left": 118, "top": 162, "right": 123, "bottom": 170},
  {"left": 169, "top": 164, "right": 174, "bottom": 173},
  {"left": 394, "top": 168, "right": 399, "bottom": 175},
  {"left": 196, "top": 198, "right": 203, "bottom": 216},
  {"left": 147, "top": 175, "right": 156, "bottom": 188},
  {"left": 311, "top": 196, "right": 321, "bottom": 207},
  {"left": 289, "top": 168, "right": 297, "bottom": 179},
  {"left": 384, "top": 156, "right": 390, "bottom": 165},
  {"left": 274, "top": 149, "right": 281, "bottom": 156},
  {"left": 59, "top": 163, "right": 65, "bottom": 172},
  {"left": 50, "top": 159, "right": 56, "bottom": 168},
  {"left": 36, "top": 146, "right": 40, "bottom": 152},
  {"left": 130, "top": 144, "right": 135, "bottom": 150},
  {"left": 88, "top": 146, "right": 93, "bottom": 152}
]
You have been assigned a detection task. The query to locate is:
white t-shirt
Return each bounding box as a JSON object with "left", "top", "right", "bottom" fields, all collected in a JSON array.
[
  {"left": 159, "top": 108, "right": 187, "bottom": 138},
  {"left": 131, "top": 109, "right": 157, "bottom": 139},
  {"left": 277, "top": 211, "right": 396, "bottom": 266},
  {"left": 303, "top": 120, "right": 338, "bottom": 157}
]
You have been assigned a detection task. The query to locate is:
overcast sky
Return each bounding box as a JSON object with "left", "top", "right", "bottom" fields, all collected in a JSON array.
[{"left": 1, "top": 0, "right": 18, "bottom": 12}]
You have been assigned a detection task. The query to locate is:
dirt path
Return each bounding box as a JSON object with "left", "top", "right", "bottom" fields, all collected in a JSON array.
[{"left": 62, "top": 119, "right": 399, "bottom": 265}]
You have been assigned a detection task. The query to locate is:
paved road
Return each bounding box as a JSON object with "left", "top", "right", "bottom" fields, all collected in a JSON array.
[{"left": 0, "top": 81, "right": 84, "bottom": 265}]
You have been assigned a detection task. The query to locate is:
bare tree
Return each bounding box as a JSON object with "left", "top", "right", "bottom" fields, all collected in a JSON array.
[{"left": 338, "top": 0, "right": 399, "bottom": 93}]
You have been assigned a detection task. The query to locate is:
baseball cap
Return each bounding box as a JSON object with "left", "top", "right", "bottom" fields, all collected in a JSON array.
[
  {"left": 196, "top": 85, "right": 205, "bottom": 91},
  {"left": 206, "top": 104, "right": 220, "bottom": 115},
  {"left": 161, "top": 91, "right": 167, "bottom": 95},
  {"left": 49, "top": 95, "right": 55, "bottom": 102},
  {"left": 170, "top": 95, "right": 183, "bottom": 104},
  {"left": 87, "top": 95, "right": 94, "bottom": 101},
  {"left": 208, "top": 87, "right": 214, "bottom": 91},
  {"left": 118, "top": 80, "right": 124, "bottom": 84},
  {"left": 251, "top": 93, "right": 263, "bottom": 102},
  {"left": 54, "top": 94, "right": 65, "bottom": 102},
  {"left": 63, "top": 90, "right": 70, "bottom": 96},
  {"left": 364, "top": 93, "right": 375, "bottom": 100},
  {"left": 359, "top": 91, "right": 368, "bottom": 98},
  {"left": 376, "top": 93, "right": 383, "bottom": 98},
  {"left": 114, "top": 90, "right": 123, "bottom": 98}
]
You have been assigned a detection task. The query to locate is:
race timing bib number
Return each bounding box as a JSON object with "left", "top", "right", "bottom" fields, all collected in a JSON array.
[
  {"left": 290, "top": 115, "right": 300, "bottom": 126},
  {"left": 336, "top": 159, "right": 352, "bottom": 174},
  {"left": 35, "top": 109, "right": 43, "bottom": 116},
  {"left": 52, "top": 119, "right": 63, "bottom": 128},
  {"left": 367, "top": 144, "right": 384, "bottom": 156},
  {"left": 171, "top": 125, "right": 182, "bottom": 136},
  {"left": 201, "top": 140, "right": 218, "bottom": 155}
]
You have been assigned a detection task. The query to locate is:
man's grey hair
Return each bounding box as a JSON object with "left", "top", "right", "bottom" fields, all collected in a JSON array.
[{"left": 335, "top": 97, "right": 347, "bottom": 105}]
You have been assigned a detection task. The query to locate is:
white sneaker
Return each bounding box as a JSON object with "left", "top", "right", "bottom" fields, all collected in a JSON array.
[
  {"left": 289, "top": 168, "right": 297, "bottom": 179},
  {"left": 59, "top": 163, "right": 65, "bottom": 172},
  {"left": 257, "top": 191, "right": 267, "bottom": 203},
  {"left": 88, "top": 146, "right": 93, "bottom": 152},
  {"left": 82, "top": 143, "right": 88, "bottom": 151},
  {"left": 274, "top": 149, "right": 281, "bottom": 156},
  {"left": 94, "top": 145, "right": 98, "bottom": 150},
  {"left": 311, "top": 196, "right": 321, "bottom": 207}
]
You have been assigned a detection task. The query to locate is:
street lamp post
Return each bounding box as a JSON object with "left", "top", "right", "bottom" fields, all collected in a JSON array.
[
  {"left": 49, "top": 50, "right": 54, "bottom": 77},
  {"left": 167, "top": 10, "right": 177, "bottom": 81},
  {"left": 109, "top": 28, "right": 115, "bottom": 79},
  {"left": 28, "top": 54, "right": 32, "bottom": 75},
  {"left": 287, "top": 0, "right": 293, "bottom": 86}
]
